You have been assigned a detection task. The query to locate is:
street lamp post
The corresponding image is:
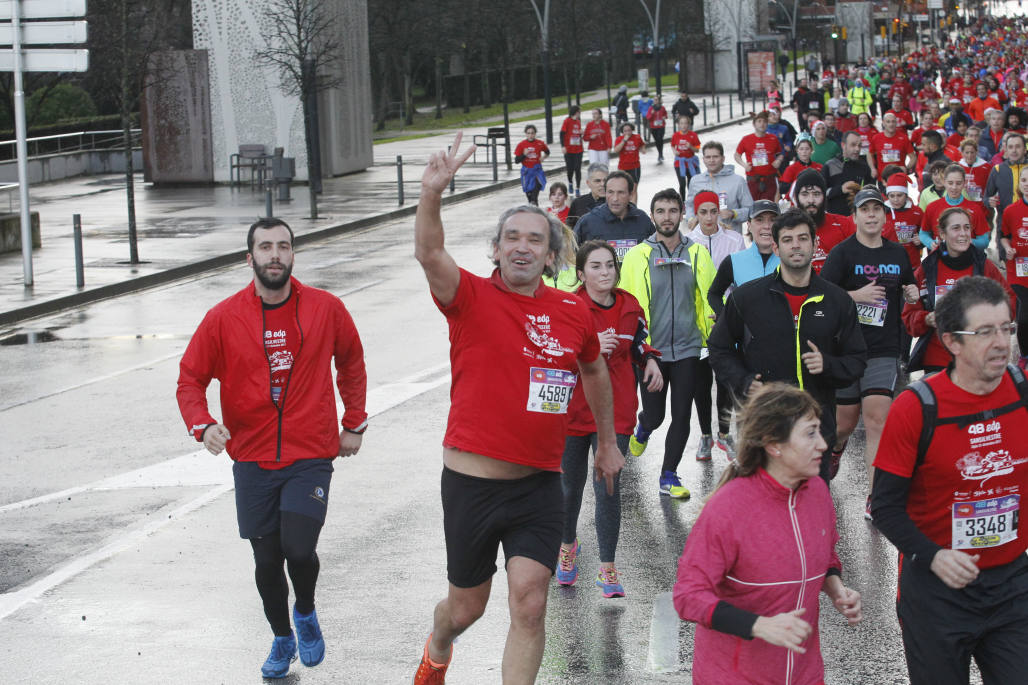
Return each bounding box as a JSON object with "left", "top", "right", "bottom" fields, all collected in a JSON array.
[
  {"left": 769, "top": 0, "right": 800, "bottom": 87},
  {"left": 639, "top": 0, "right": 662, "bottom": 96},
  {"left": 529, "top": 0, "right": 554, "bottom": 144}
]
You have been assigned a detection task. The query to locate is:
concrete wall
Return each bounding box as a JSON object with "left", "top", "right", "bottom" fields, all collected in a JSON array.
[
  {"left": 192, "top": 0, "right": 372, "bottom": 183},
  {"left": 0, "top": 149, "right": 144, "bottom": 185},
  {"left": 0, "top": 212, "right": 40, "bottom": 254}
]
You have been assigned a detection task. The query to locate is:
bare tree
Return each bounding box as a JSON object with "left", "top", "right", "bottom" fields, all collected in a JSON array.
[{"left": 255, "top": 0, "right": 345, "bottom": 220}]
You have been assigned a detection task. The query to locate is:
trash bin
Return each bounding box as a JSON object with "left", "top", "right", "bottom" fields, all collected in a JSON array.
[{"left": 272, "top": 155, "right": 295, "bottom": 202}]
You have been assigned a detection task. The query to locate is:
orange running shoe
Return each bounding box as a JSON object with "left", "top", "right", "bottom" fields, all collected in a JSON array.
[{"left": 413, "top": 634, "right": 452, "bottom": 684}]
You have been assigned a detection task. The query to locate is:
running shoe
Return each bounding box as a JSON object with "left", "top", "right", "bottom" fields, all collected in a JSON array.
[
  {"left": 864, "top": 495, "right": 873, "bottom": 521},
  {"left": 293, "top": 606, "right": 325, "bottom": 667},
  {"left": 414, "top": 634, "right": 451, "bottom": 685},
  {"left": 659, "top": 471, "right": 691, "bottom": 499},
  {"left": 556, "top": 540, "right": 580, "bottom": 586},
  {"left": 628, "top": 426, "right": 650, "bottom": 457},
  {"left": 696, "top": 435, "right": 713, "bottom": 461},
  {"left": 716, "top": 434, "right": 736, "bottom": 460},
  {"left": 261, "top": 633, "right": 297, "bottom": 679},
  {"left": 827, "top": 448, "right": 844, "bottom": 481},
  {"left": 595, "top": 566, "right": 626, "bottom": 598}
]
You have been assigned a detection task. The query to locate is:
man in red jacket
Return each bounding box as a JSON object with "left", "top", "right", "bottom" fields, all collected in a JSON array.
[{"left": 176, "top": 218, "right": 368, "bottom": 679}]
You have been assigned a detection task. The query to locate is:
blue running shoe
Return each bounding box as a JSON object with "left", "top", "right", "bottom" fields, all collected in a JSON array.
[
  {"left": 261, "top": 633, "right": 297, "bottom": 678},
  {"left": 596, "top": 566, "right": 625, "bottom": 598},
  {"left": 293, "top": 606, "right": 325, "bottom": 667},
  {"left": 659, "top": 471, "right": 690, "bottom": 499},
  {"left": 556, "top": 540, "right": 580, "bottom": 586}
]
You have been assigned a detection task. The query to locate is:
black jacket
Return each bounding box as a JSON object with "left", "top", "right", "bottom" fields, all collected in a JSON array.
[
  {"left": 672, "top": 98, "right": 700, "bottom": 120},
  {"left": 567, "top": 194, "right": 605, "bottom": 228},
  {"left": 823, "top": 156, "right": 874, "bottom": 215},
  {"left": 708, "top": 270, "right": 867, "bottom": 411}
]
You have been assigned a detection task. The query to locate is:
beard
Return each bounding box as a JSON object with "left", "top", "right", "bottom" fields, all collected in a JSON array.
[
  {"left": 252, "top": 259, "right": 293, "bottom": 290},
  {"left": 656, "top": 222, "right": 679, "bottom": 237},
  {"left": 803, "top": 201, "right": 826, "bottom": 226}
]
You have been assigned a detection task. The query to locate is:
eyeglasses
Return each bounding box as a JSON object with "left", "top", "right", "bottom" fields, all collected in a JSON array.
[{"left": 951, "top": 322, "right": 1018, "bottom": 338}]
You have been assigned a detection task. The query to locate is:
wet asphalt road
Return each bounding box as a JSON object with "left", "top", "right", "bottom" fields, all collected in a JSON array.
[{"left": 0, "top": 120, "right": 979, "bottom": 684}]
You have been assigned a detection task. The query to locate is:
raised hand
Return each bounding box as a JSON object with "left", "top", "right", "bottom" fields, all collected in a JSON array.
[{"left": 421, "top": 132, "right": 476, "bottom": 195}]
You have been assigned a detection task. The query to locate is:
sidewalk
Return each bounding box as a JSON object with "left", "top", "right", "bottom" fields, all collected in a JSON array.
[{"left": 0, "top": 103, "right": 748, "bottom": 328}]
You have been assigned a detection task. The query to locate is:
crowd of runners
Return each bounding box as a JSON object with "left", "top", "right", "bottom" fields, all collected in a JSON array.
[{"left": 173, "top": 11, "right": 1028, "bottom": 685}]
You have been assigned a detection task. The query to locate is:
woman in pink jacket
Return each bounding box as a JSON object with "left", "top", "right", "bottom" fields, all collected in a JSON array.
[{"left": 674, "top": 384, "right": 862, "bottom": 684}]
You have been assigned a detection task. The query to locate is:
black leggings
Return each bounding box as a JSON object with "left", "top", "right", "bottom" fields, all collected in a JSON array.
[
  {"left": 561, "top": 433, "right": 630, "bottom": 561},
  {"left": 694, "top": 357, "right": 732, "bottom": 436},
  {"left": 650, "top": 127, "right": 665, "bottom": 158},
  {"left": 526, "top": 189, "right": 540, "bottom": 205},
  {"left": 1012, "top": 284, "right": 1028, "bottom": 357},
  {"left": 637, "top": 357, "right": 698, "bottom": 473},
  {"left": 564, "top": 152, "right": 582, "bottom": 188},
  {"left": 624, "top": 167, "right": 641, "bottom": 185},
  {"left": 250, "top": 511, "right": 323, "bottom": 636}
]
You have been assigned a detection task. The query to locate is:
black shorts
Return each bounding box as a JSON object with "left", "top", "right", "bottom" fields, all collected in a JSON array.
[
  {"left": 233, "top": 459, "right": 334, "bottom": 539},
  {"left": 897, "top": 552, "right": 1028, "bottom": 685},
  {"left": 441, "top": 467, "right": 564, "bottom": 588}
]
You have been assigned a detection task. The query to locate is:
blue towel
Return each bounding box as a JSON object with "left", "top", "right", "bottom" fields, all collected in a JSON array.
[{"left": 521, "top": 164, "right": 546, "bottom": 194}]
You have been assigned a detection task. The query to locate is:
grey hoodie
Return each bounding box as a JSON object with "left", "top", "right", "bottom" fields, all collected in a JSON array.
[{"left": 684, "top": 164, "right": 754, "bottom": 232}]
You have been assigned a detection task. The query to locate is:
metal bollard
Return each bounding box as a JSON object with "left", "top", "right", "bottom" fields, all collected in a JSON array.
[
  {"left": 702, "top": 100, "right": 707, "bottom": 127},
  {"left": 265, "top": 186, "right": 274, "bottom": 218},
  {"left": 492, "top": 140, "right": 498, "bottom": 183},
  {"left": 397, "top": 155, "right": 404, "bottom": 206},
  {"left": 716, "top": 96, "right": 721, "bottom": 123},
  {"left": 73, "top": 213, "right": 84, "bottom": 288},
  {"left": 729, "top": 92, "right": 733, "bottom": 118}
]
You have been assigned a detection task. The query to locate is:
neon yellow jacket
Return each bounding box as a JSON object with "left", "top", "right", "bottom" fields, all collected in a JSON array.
[{"left": 846, "top": 85, "right": 873, "bottom": 115}]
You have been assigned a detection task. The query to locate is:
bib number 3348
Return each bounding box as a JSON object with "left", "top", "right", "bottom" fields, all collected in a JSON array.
[
  {"left": 527, "top": 367, "right": 577, "bottom": 414},
  {"left": 952, "top": 495, "right": 1020, "bottom": 550}
]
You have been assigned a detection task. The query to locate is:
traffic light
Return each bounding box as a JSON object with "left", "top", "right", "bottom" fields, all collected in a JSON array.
[{"left": 831, "top": 25, "right": 839, "bottom": 39}]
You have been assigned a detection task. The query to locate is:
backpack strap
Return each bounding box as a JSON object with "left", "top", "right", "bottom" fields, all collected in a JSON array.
[{"left": 908, "top": 379, "right": 937, "bottom": 470}]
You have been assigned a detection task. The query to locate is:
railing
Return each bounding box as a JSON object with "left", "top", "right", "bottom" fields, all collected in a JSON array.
[
  {"left": 0, "top": 129, "right": 142, "bottom": 162},
  {"left": 0, "top": 182, "right": 18, "bottom": 213}
]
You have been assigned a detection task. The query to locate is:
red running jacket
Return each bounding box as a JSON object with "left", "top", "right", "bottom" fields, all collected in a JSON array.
[{"left": 176, "top": 277, "right": 367, "bottom": 466}]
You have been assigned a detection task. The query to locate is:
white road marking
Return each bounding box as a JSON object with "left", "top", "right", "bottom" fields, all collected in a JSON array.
[
  {"left": 647, "top": 591, "right": 682, "bottom": 673},
  {"left": 0, "top": 361, "right": 452, "bottom": 620}
]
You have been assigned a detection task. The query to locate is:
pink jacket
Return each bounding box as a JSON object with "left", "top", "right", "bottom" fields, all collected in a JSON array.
[{"left": 674, "top": 469, "right": 841, "bottom": 685}]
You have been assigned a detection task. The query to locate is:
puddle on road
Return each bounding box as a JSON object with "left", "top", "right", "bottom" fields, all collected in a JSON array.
[{"left": 1, "top": 330, "right": 60, "bottom": 345}]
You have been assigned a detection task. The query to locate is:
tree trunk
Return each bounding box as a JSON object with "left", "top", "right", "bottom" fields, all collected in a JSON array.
[
  {"left": 121, "top": 0, "right": 139, "bottom": 264},
  {"left": 480, "top": 44, "right": 491, "bottom": 108},
  {"left": 435, "top": 56, "right": 443, "bottom": 119}
]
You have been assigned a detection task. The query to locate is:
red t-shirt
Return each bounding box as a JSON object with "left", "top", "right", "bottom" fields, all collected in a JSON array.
[
  {"left": 923, "top": 197, "right": 990, "bottom": 240},
  {"left": 959, "top": 161, "right": 992, "bottom": 202},
  {"left": 736, "top": 133, "right": 781, "bottom": 176},
  {"left": 646, "top": 106, "right": 668, "bottom": 130},
  {"left": 812, "top": 213, "right": 855, "bottom": 273},
  {"left": 835, "top": 114, "right": 857, "bottom": 134},
  {"left": 869, "top": 131, "right": 914, "bottom": 176},
  {"left": 885, "top": 109, "right": 915, "bottom": 128},
  {"left": 671, "top": 130, "right": 700, "bottom": 159},
  {"left": 435, "top": 268, "right": 599, "bottom": 470},
  {"left": 855, "top": 126, "right": 878, "bottom": 157},
  {"left": 923, "top": 261, "right": 966, "bottom": 368},
  {"left": 584, "top": 120, "right": 612, "bottom": 151},
  {"left": 560, "top": 117, "right": 583, "bottom": 154},
  {"left": 784, "top": 292, "right": 806, "bottom": 325},
  {"left": 780, "top": 160, "right": 823, "bottom": 188},
  {"left": 515, "top": 139, "right": 549, "bottom": 168},
  {"left": 945, "top": 131, "right": 968, "bottom": 148},
  {"left": 262, "top": 298, "right": 301, "bottom": 469},
  {"left": 615, "top": 134, "right": 644, "bottom": 170},
  {"left": 548, "top": 205, "right": 569, "bottom": 224},
  {"left": 1001, "top": 199, "right": 1028, "bottom": 288},
  {"left": 883, "top": 203, "right": 924, "bottom": 270},
  {"left": 874, "top": 371, "right": 1028, "bottom": 569}
]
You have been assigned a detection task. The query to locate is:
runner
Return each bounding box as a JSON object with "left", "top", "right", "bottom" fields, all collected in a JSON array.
[
  {"left": 999, "top": 165, "right": 1028, "bottom": 367},
  {"left": 176, "top": 218, "right": 368, "bottom": 679},
  {"left": 584, "top": 108, "right": 613, "bottom": 166},
  {"left": 810, "top": 121, "right": 842, "bottom": 165},
  {"left": 820, "top": 187, "right": 919, "bottom": 517},
  {"left": 687, "top": 191, "right": 746, "bottom": 461},
  {"left": 985, "top": 133, "right": 1028, "bottom": 231},
  {"left": 645, "top": 94, "right": 668, "bottom": 163},
  {"left": 734, "top": 111, "right": 784, "bottom": 202},
  {"left": 613, "top": 123, "right": 645, "bottom": 184},
  {"left": 547, "top": 182, "right": 570, "bottom": 224},
  {"left": 958, "top": 139, "right": 991, "bottom": 203},
  {"left": 412, "top": 135, "right": 622, "bottom": 685},
  {"left": 671, "top": 90, "right": 700, "bottom": 122},
  {"left": 853, "top": 112, "right": 878, "bottom": 160},
  {"left": 867, "top": 112, "right": 915, "bottom": 180},
  {"left": 824, "top": 131, "right": 875, "bottom": 215},
  {"left": 556, "top": 240, "right": 662, "bottom": 598},
  {"left": 790, "top": 168, "right": 855, "bottom": 274},
  {"left": 514, "top": 124, "right": 550, "bottom": 206},
  {"left": 621, "top": 188, "right": 716, "bottom": 498},
  {"left": 675, "top": 384, "right": 862, "bottom": 685},
  {"left": 882, "top": 172, "right": 925, "bottom": 271},
  {"left": 708, "top": 207, "right": 867, "bottom": 482},
  {"left": 670, "top": 115, "right": 701, "bottom": 200},
  {"left": 686, "top": 141, "right": 754, "bottom": 234},
  {"left": 706, "top": 200, "right": 782, "bottom": 317},
  {"left": 921, "top": 164, "right": 990, "bottom": 251},
  {"left": 567, "top": 163, "right": 607, "bottom": 229},
  {"left": 573, "top": 170, "right": 654, "bottom": 258},
  {"left": 872, "top": 276, "right": 1028, "bottom": 685},
  {"left": 918, "top": 160, "right": 950, "bottom": 209},
  {"left": 904, "top": 207, "right": 1014, "bottom": 373},
  {"left": 559, "top": 105, "right": 584, "bottom": 196},
  {"left": 779, "top": 133, "right": 822, "bottom": 197}
]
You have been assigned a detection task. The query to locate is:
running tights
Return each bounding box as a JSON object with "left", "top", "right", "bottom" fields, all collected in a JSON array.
[
  {"left": 526, "top": 189, "right": 540, "bottom": 206},
  {"left": 694, "top": 357, "right": 732, "bottom": 436},
  {"left": 1012, "top": 284, "right": 1028, "bottom": 358},
  {"left": 651, "top": 127, "right": 666, "bottom": 159},
  {"left": 564, "top": 152, "right": 582, "bottom": 190},
  {"left": 561, "top": 433, "right": 629, "bottom": 562},
  {"left": 637, "top": 357, "right": 698, "bottom": 474},
  {"left": 250, "top": 511, "right": 323, "bottom": 637}
]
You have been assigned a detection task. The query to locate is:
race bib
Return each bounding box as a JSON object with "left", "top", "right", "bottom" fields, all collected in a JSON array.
[
  {"left": 895, "top": 223, "right": 916, "bottom": 244},
  {"left": 652, "top": 117, "right": 665, "bottom": 128},
  {"left": 526, "top": 368, "right": 576, "bottom": 414},
  {"left": 952, "top": 495, "right": 1020, "bottom": 550},
  {"left": 570, "top": 136, "right": 581, "bottom": 146},
  {"left": 718, "top": 192, "right": 728, "bottom": 210},
  {"left": 654, "top": 256, "right": 691, "bottom": 267},
  {"left": 752, "top": 151, "right": 769, "bottom": 166},
  {"left": 607, "top": 239, "right": 638, "bottom": 260},
  {"left": 860, "top": 142, "right": 870, "bottom": 155},
  {"left": 1017, "top": 257, "right": 1028, "bottom": 278},
  {"left": 883, "top": 149, "right": 901, "bottom": 162},
  {"left": 966, "top": 182, "right": 981, "bottom": 201},
  {"left": 856, "top": 299, "right": 887, "bottom": 327},
  {"left": 935, "top": 284, "right": 953, "bottom": 303}
]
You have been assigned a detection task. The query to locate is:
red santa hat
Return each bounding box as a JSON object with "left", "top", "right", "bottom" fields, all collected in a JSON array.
[{"left": 885, "top": 173, "right": 910, "bottom": 195}]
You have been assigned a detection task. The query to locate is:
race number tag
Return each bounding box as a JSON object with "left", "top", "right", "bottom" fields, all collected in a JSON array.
[
  {"left": 718, "top": 192, "right": 728, "bottom": 210},
  {"left": 966, "top": 182, "right": 981, "bottom": 201},
  {"left": 607, "top": 239, "right": 638, "bottom": 260},
  {"left": 752, "top": 151, "right": 769, "bottom": 166},
  {"left": 935, "top": 284, "right": 953, "bottom": 303},
  {"left": 952, "top": 495, "right": 1020, "bottom": 550},
  {"left": 895, "top": 223, "right": 916, "bottom": 244},
  {"left": 654, "top": 257, "right": 691, "bottom": 267},
  {"left": 856, "top": 299, "right": 887, "bottom": 327},
  {"left": 1016, "top": 257, "right": 1028, "bottom": 278},
  {"left": 883, "top": 149, "right": 900, "bottom": 162},
  {"left": 570, "top": 136, "right": 581, "bottom": 146},
  {"left": 527, "top": 368, "right": 577, "bottom": 414}
]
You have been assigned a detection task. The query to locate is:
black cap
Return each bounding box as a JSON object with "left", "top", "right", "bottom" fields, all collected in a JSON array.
[
  {"left": 794, "top": 168, "right": 826, "bottom": 193},
  {"left": 853, "top": 186, "right": 885, "bottom": 209},
  {"left": 750, "top": 200, "right": 780, "bottom": 218}
]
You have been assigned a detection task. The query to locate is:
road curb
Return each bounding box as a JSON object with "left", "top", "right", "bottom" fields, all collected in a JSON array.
[{"left": 1, "top": 115, "right": 748, "bottom": 328}]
